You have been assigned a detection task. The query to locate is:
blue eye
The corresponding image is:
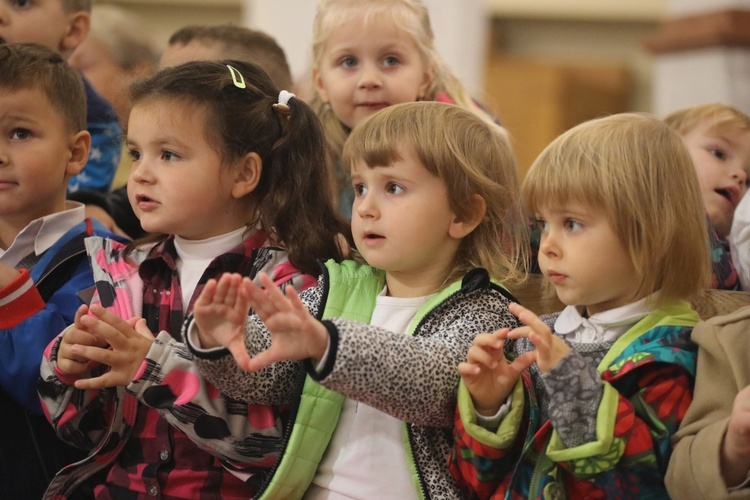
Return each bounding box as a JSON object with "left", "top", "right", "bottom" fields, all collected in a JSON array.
[
  {"left": 340, "top": 57, "right": 357, "bottom": 69},
  {"left": 383, "top": 56, "right": 400, "bottom": 67}
]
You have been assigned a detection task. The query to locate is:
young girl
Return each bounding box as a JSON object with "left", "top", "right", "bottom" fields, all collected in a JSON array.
[
  {"left": 185, "top": 101, "right": 527, "bottom": 498},
  {"left": 37, "top": 60, "right": 348, "bottom": 498},
  {"left": 308, "top": 0, "right": 504, "bottom": 217},
  {"left": 450, "top": 113, "right": 712, "bottom": 499}
]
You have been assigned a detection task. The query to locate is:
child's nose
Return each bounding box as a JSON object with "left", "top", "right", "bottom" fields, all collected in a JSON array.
[
  {"left": 356, "top": 192, "right": 379, "bottom": 218},
  {"left": 358, "top": 63, "right": 382, "bottom": 90}
]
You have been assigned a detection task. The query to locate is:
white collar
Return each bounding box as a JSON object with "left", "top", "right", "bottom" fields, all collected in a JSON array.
[
  {"left": 0, "top": 202, "right": 85, "bottom": 266},
  {"left": 554, "top": 294, "right": 656, "bottom": 343}
]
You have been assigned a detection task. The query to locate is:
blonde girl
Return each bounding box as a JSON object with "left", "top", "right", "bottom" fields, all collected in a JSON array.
[
  {"left": 308, "top": 0, "right": 505, "bottom": 216},
  {"left": 451, "top": 113, "right": 711, "bottom": 499},
  {"left": 38, "top": 60, "right": 348, "bottom": 498},
  {"left": 186, "top": 101, "right": 526, "bottom": 498}
]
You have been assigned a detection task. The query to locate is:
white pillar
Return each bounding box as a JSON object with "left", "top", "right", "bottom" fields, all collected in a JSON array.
[{"left": 651, "top": 0, "right": 750, "bottom": 116}]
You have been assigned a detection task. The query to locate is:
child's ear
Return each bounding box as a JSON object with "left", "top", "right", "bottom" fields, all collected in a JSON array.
[
  {"left": 449, "top": 194, "right": 486, "bottom": 239},
  {"left": 312, "top": 67, "right": 330, "bottom": 105},
  {"left": 59, "top": 11, "right": 90, "bottom": 56},
  {"left": 231, "top": 152, "right": 263, "bottom": 198},
  {"left": 65, "top": 130, "right": 91, "bottom": 177},
  {"left": 417, "top": 63, "right": 436, "bottom": 100}
]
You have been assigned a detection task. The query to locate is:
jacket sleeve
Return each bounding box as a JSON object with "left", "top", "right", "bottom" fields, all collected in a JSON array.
[
  {"left": 449, "top": 378, "right": 528, "bottom": 497},
  {"left": 311, "top": 288, "right": 516, "bottom": 427},
  {"left": 127, "top": 329, "right": 301, "bottom": 463},
  {"left": 0, "top": 261, "right": 91, "bottom": 415},
  {"left": 38, "top": 331, "right": 115, "bottom": 452},
  {"left": 666, "top": 314, "right": 750, "bottom": 499}
]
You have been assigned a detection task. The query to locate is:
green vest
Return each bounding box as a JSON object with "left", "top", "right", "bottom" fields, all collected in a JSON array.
[
  {"left": 259, "top": 260, "right": 497, "bottom": 499},
  {"left": 258, "top": 260, "right": 384, "bottom": 499}
]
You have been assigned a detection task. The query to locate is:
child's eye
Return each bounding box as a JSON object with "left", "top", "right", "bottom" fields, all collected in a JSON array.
[
  {"left": 386, "top": 182, "right": 404, "bottom": 195},
  {"left": 353, "top": 183, "right": 368, "bottom": 196},
  {"left": 128, "top": 149, "right": 141, "bottom": 162},
  {"left": 564, "top": 219, "right": 583, "bottom": 232},
  {"left": 383, "top": 56, "right": 400, "bottom": 67},
  {"left": 533, "top": 217, "right": 549, "bottom": 233},
  {"left": 11, "top": 0, "right": 32, "bottom": 8},
  {"left": 710, "top": 148, "right": 726, "bottom": 161},
  {"left": 340, "top": 57, "right": 357, "bottom": 69},
  {"left": 161, "top": 150, "right": 180, "bottom": 162},
  {"left": 9, "top": 128, "right": 30, "bottom": 140}
]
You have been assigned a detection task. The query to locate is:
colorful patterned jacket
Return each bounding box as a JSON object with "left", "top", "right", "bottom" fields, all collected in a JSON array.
[
  {"left": 38, "top": 234, "right": 314, "bottom": 499},
  {"left": 450, "top": 301, "right": 699, "bottom": 499}
]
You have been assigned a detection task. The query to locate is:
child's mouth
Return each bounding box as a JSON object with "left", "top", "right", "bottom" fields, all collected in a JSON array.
[{"left": 716, "top": 188, "right": 736, "bottom": 207}]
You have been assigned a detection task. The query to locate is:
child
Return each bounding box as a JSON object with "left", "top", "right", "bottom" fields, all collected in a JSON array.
[
  {"left": 0, "top": 43, "right": 124, "bottom": 499},
  {"left": 666, "top": 306, "right": 750, "bottom": 499},
  {"left": 0, "top": 0, "right": 122, "bottom": 194},
  {"left": 450, "top": 113, "right": 712, "bottom": 498},
  {"left": 185, "top": 101, "right": 527, "bottom": 498},
  {"left": 664, "top": 104, "right": 750, "bottom": 290},
  {"left": 72, "top": 24, "right": 295, "bottom": 240},
  {"left": 68, "top": 4, "right": 161, "bottom": 190},
  {"left": 308, "top": 0, "right": 505, "bottom": 217},
  {"left": 37, "top": 60, "right": 348, "bottom": 498}
]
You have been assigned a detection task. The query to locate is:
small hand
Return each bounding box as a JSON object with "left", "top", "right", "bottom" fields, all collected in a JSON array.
[
  {"left": 506, "top": 302, "right": 570, "bottom": 373},
  {"left": 57, "top": 304, "right": 109, "bottom": 376},
  {"left": 193, "top": 273, "right": 254, "bottom": 370},
  {"left": 70, "top": 304, "right": 154, "bottom": 390},
  {"left": 458, "top": 328, "right": 536, "bottom": 416},
  {"left": 242, "top": 273, "right": 328, "bottom": 372}
]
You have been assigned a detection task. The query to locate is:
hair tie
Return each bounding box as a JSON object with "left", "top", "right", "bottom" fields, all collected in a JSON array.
[{"left": 273, "top": 90, "right": 295, "bottom": 115}]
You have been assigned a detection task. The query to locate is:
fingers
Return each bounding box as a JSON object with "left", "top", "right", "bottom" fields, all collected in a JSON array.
[
  {"left": 194, "top": 278, "right": 218, "bottom": 308},
  {"left": 509, "top": 350, "right": 537, "bottom": 374},
  {"left": 74, "top": 372, "right": 117, "bottom": 391},
  {"left": 227, "top": 338, "right": 254, "bottom": 372},
  {"left": 509, "top": 302, "right": 550, "bottom": 335},
  {"left": 133, "top": 318, "right": 155, "bottom": 341}
]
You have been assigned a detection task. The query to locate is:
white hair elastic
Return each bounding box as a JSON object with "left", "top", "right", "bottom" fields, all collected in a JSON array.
[{"left": 273, "top": 90, "right": 295, "bottom": 115}]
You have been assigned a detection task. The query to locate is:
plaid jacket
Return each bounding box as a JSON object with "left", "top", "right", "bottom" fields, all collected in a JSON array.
[{"left": 38, "top": 234, "right": 316, "bottom": 499}]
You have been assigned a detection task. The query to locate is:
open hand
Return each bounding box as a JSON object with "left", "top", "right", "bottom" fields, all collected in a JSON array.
[
  {"left": 458, "top": 328, "right": 536, "bottom": 416},
  {"left": 506, "top": 302, "right": 570, "bottom": 372},
  {"left": 69, "top": 304, "right": 154, "bottom": 390},
  {"left": 58, "top": 304, "right": 110, "bottom": 376},
  {"left": 241, "top": 273, "right": 328, "bottom": 372}
]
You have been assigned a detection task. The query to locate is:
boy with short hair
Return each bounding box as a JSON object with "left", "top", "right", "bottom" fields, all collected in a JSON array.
[
  {"left": 0, "top": 0, "right": 122, "bottom": 193},
  {"left": 665, "top": 103, "right": 750, "bottom": 290},
  {"left": 0, "top": 42, "right": 124, "bottom": 499}
]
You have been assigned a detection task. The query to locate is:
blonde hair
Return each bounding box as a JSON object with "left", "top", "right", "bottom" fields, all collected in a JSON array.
[
  {"left": 310, "top": 0, "right": 502, "bottom": 170},
  {"left": 522, "top": 113, "right": 711, "bottom": 305},
  {"left": 664, "top": 103, "right": 750, "bottom": 138},
  {"left": 343, "top": 101, "right": 527, "bottom": 288}
]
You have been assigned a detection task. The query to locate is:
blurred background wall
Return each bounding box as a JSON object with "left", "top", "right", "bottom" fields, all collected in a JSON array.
[{"left": 96, "top": 0, "right": 750, "bottom": 175}]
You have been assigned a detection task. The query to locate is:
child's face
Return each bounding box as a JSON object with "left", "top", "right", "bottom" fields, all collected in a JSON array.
[
  {"left": 126, "top": 100, "right": 247, "bottom": 240},
  {"left": 0, "top": 0, "right": 75, "bottom": 53},
  {"left": 314, "top": 8, "right": 432, "bottom": 129},
  {"left": 0, "top": 86, "right": 82, "bottom": 221},
  {"left": 350, "top": 145, "right": 464, "bottom": 297},
  {"left": 682, "top": 122, "right": 750, "bottom": 240},
  {"left": 535, "top": 203, "right": 640, "bottom": 315}
]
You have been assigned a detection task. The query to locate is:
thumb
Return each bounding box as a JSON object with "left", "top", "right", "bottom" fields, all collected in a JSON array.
[
  {"left": 227, "top": 338, "right": 253, "bottom": 372},
  {"left": 133, "top": 318, "right": 156, "bottom": 341}
]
